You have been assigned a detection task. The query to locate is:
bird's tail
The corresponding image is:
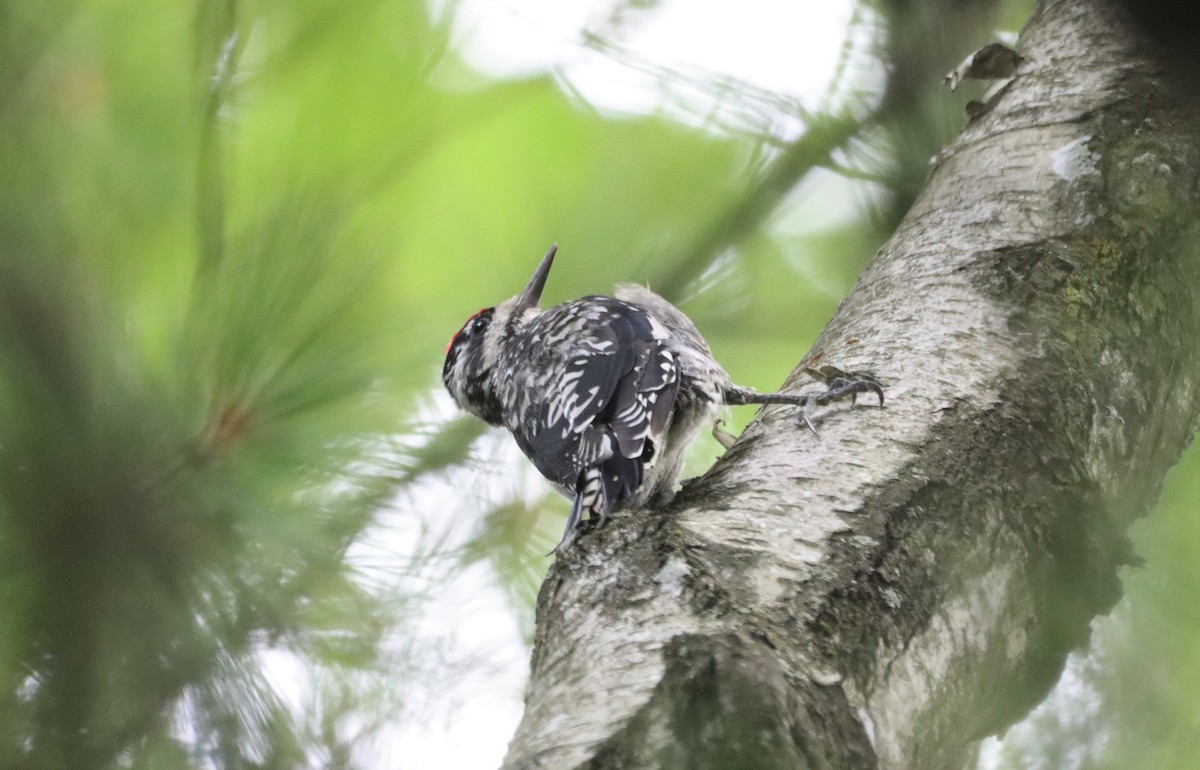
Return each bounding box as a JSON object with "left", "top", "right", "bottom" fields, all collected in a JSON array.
[{"left": 557, "top": 466, "right": 610, "bottom": 550}]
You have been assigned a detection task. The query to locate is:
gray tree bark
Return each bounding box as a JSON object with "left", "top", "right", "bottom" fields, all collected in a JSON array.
[{"left": 502, "top": 1, "right": 1200, "bottom": 768}]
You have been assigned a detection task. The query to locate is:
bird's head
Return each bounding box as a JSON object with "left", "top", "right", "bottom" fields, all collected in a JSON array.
[{"left": 442, "top": 244, "right": 558, "bottom": 424}]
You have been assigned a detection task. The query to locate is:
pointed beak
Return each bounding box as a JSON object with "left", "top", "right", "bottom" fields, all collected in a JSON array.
[{"left": 515, "top": 243, "right": 557, "bottom": 313}]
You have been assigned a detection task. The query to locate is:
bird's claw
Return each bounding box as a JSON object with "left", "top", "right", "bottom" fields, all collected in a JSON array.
[
  {"left": 794, "top": 366, "right": 885, "bottom": 434},
  {"left": 711, "top": 418, "right": 738, "bottom": 450}
]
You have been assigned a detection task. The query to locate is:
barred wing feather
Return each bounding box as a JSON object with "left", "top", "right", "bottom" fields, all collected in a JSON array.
[{"left": 516, "top": 299, "right": 680, "bottom": 514}]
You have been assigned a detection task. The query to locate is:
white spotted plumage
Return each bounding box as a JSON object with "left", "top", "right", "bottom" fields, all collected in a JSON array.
[
  {"left": 442, "top": 244, "right": 883, "bottom": 549},
  {"left": 442, "top": 247, "right": 727, "bottom": 545}
]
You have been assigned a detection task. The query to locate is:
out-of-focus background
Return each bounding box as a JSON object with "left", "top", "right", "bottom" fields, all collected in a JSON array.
[{"left": 1, "top": 1, "right": 1196, "bottom": 768}]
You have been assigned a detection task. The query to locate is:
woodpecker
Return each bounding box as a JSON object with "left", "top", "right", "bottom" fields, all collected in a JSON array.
[{"left": 442, "top": 244, "right": 883, "bottom": 548}]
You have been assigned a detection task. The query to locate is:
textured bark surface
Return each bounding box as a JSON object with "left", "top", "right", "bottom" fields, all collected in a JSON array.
[{"left": 502, "top": 1, "right": 1200, "bottom": 768}]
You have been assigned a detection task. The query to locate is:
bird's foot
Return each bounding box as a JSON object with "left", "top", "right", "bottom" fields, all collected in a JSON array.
[
  {"left": 794, "top": 366, "right": 885, "bottom": 435},
  {"left": 711, "top": 418, "right": 738, "bottom": 450}
]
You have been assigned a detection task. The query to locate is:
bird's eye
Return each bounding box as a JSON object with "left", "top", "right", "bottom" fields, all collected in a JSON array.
[
  {"left": 464, "top": 307, "right": 493, "bottom": 336},
  {"left": 446, "top": 308, "right": 492, "bottom": 355}
]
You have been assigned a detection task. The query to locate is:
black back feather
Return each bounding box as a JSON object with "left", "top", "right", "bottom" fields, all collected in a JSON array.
[{"left": 499, "top": 296, "right": 680, "bottom": 514}]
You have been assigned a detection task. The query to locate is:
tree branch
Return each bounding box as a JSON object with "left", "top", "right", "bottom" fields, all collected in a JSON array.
[{"left": 503, "top": 1, "right": 1200, "bottom": 767}]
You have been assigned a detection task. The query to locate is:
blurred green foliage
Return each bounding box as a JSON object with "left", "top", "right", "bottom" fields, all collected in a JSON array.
[
  {"left": 983, "top": 447, "right": 1200, "bottom": 770},
  {"left": 1, "top": 0, "right": 1197, "bottom": 767},
  {"left": 0, "top": 0, "right": 884, "bottom": 765}
]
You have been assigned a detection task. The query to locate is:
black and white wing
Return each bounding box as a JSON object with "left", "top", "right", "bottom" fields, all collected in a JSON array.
[{"left": 503, "top": 297, "right": 680, "bottom": 535}]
